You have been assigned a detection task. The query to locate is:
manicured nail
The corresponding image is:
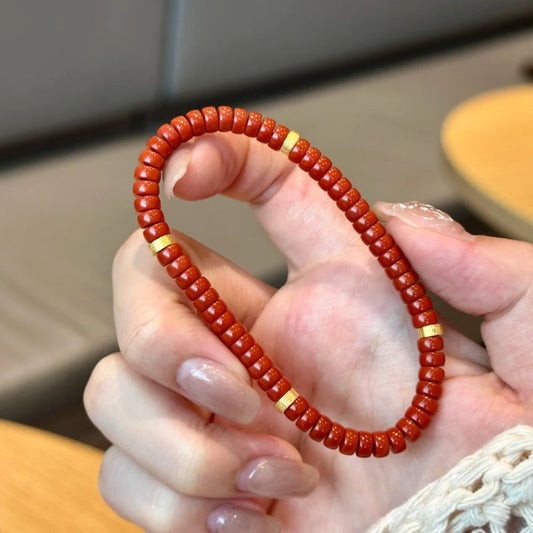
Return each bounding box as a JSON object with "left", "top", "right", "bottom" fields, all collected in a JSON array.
[
  {"left": 163, "top": 144, "right": 192, "bottom": 199},
  {"left": 207, "top": 505, "right": 281, "bottom": 533},
  {"left": 374, "top": 201, "right": 473, "bottom": 240},
  {"left": 237, "top": 456, "right": 319, "bottom": 498},
  {"left": 176, "top": 358, "right": 260, "bottom": 424}
]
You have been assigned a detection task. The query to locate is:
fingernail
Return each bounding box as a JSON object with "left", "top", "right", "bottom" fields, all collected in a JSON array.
[
  {"left": 176, "top": 358, "right": 260, "bottom": 424},
  {"left": 163, "top": 145, "right": 192, "bottom": 199},
  {"left": 374, "top": 200, "right": 473, "bottom": 240},
  {"left": 207, "top": 505, "right": 281, "bottom": 533},
  {"left": 237, "top": 456, "right": 319, "bottom": 498}
]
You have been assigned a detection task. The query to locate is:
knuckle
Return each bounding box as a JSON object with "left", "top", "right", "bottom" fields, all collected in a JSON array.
[
  {"left": 112, "top": 229, "right": 145, "bottom": 280},
  {"left": 83, "top": 353, "right": 123, "bottom": 423}
]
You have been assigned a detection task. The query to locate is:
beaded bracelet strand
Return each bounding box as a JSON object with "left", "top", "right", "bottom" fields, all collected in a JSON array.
[{"left": 133, "top": 106, "right": 445, "bottom": 458}]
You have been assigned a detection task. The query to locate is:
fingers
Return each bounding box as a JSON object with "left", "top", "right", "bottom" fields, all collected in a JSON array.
[
  {"left": 113, "top": 228, "right": 273, "bottom": 424},
  {"left": 99, "top": 447, "right": 281, "bottom": 533},
  {"left": 84, "top": 354, "right": 319, "bottom": 501},
  {"left": 164, "top": 133, "right": 360, "bottom": 273},
  {"left": 376, "top": 201, "right": 533, "bottom": 394}
]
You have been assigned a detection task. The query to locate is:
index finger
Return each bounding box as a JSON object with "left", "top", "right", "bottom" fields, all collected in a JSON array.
[{"left": 113, "top": 227, "right": 275, "bottom": 405}]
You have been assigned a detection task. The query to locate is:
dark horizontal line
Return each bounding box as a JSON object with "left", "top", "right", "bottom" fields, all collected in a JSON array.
[{"left": 0, "top": 15, "right": 531, "bottom": 169}]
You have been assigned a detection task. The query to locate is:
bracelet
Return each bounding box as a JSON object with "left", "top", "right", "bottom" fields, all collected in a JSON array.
[{"left": 133, "top": 106, "right": 445, "bottom": 457}]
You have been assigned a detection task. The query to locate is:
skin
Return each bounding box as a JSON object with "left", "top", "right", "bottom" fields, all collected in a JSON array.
[{"left": 84, "top": 133, "right": 533, "bottom": 532}]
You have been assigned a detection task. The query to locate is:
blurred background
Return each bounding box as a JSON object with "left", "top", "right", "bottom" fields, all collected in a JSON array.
[{"left": 0, "top": 0, "right": 532, "bottom": 449}]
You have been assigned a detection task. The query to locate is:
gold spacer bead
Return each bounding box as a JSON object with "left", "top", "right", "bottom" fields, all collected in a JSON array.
[
  {"left": 280, "top": 130, "right": 300, "bottom": 155},
  {"left": 274, "top": 388, "right": 299, "bottom": 413},
  {"left": 149, "top": 234, "right": 175, "bottom": 255},
  {"left": 417, "top": 323, "right": 444, "bottom": 338}
]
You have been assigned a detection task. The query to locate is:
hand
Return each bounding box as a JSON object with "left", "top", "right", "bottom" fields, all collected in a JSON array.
[{"left": 84, "top": 131, "right": 533, "bottom": 533}]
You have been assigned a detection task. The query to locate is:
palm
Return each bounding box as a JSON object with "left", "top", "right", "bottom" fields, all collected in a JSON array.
[
  {"left": 164, "top": 133, "right": 532, "bottom": 531},
  {"left": 201, "top": 167, "right": 528, "bottom": 531}
]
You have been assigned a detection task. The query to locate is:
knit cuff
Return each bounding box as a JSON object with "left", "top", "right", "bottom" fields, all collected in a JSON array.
[{"left": 367, "top": 425, "right": 533, "bottom": 533}]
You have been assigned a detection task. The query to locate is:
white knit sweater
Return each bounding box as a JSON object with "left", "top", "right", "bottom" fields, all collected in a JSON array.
[{"left": 367, "top": 425, "right": 533, "bottom": 533}]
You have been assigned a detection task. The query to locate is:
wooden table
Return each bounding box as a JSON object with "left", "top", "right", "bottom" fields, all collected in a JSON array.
[
  {"left": 441, "top": 85, "right": 533, "bottom": 241},
  {"left": 0, "top": 419, "right": 141, "bottom": 532}
]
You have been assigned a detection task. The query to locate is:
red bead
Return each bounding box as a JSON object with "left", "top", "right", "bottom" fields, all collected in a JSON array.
[
  {"left": 288, "top": 138, "right": 310, "bottom": 163},
  {"left": 201, "top": 106, "right": 219, "bottom": 133},
  {"left": 419, "top": 351, "right": 445, "bottom": 367},
  {"left": 211, "top": 311, "right": 236, "bottom": 335},
  {"left": 416, "top": 381, "right": 442, "bottom": 399},
  {"left": 308, "top": 156, "right": 333, "bottom": 180},
  {"left": 220, "top": 322, "right": 246, "bottom": 347},
  {"left": 245, "top": 111, "right": 263, "bottom": 137},
  {"left": 345, "top": 199, "right": 370, "bottom": 222},
  {"left": 353, "top": 211, "right": 378, "bottom": 233},
  {"left": 248, "top": 355, "right": 273, "bottom": 379},
  {"left": 193, "top": 287, "right": 219, "bottom": 312},
  {"left": 418, "top": 336, "right": 443, "bottom": 352},
  {"left": 166, "top": 255, "right": 191, "bottom": 278},
  {"left": 146, "top": 136, "right": 172, "bottom": 159},
  {"left": 240, "top": 344, "right": 264, "bottom": 367},
  {"left": 157, "top": 243, "right": 183, "bottom": 266},
  {"left": 372, "top": 431, "right": 390, "bottom": 457},
  {"left": 309, "top": 415, "right": 332, "bottom": 442},
  {"left": 133, "top": 180, "right": 159, "bottom": 196},
  {"left": 257, "top": 117, "right": 276, "bottom": 143},
  {"left": 157, "top": 124, "right": 182, "bottom": 149},
  {"left": 134, "top": 165, "right": 161, "bottom": 182},
  {"left": 134, "top": 195, "right": 160, "bottom": 212},
  {"left": 186, "top": 110, "right": 206, "bottom": 136},
  {"left": 386, "top": 427, "right": 406, "bottom": 453},
  {"left": 284, "top": 396, "right": 309, "bottom": 421},
  {"left": 340, "top": 428, "right": 358, "bottom": 455},
  {"left": 317, "top": 168, "right": 341, "bottom": 191},
  {"left": 324, "top": 423, "right": 345, "bottom": 449},
  {"left": 356, "top": 431, "right": 373, "bottom": 457},
  {"left": 412, "top": 393, "right": 439, "bottom": 415},
  {"left": 377, "top": 244, "right": 402, "bottom": 266},
  {"left": 139, "top": 149, "right": 165, "bottom": 170},
  {"left": 258, "top": 367, "right": 282, "bottom": 390},
  {"left": 268, "top": 124, "right": 289, "bottom": 150},
  {"left": 407, "top": 296, "right": 433, "bottom": 315},
  {"left": 418, "top": 366, "right": 445, "bottom": 383},
  {"left": 217, "top": 106, "right": 233, "bottom": 131},
  {"left": 336, "top": 188, "right": 361, "bottom": 211},
  {"left": 232, "top": 108, "right": 248, "bottom": 134},
  {"left": 267, "top": 377, "right": 291, "bottom": 401},
  {"left": 394, "top": 271, "right": 419, "bottom": 291},
  {"left": 185, "top": 276, "right": 210, "bottom": 300},
  {"left": 396, "top": 417, "right": 421, "bottom": 442},
  {"left": 144, "top": 222, "right": 170, "bottom": 242},
  {"left": 299, "top": 147, "right": 321, "bottom": 171},
  {"left": 401, "top": 282, "right": 426, "bottom": 303},
  {"left": 327, "top": 177, "right": 351, "bottom": 200},
  {"left": 411, "top": 309, "right": 439, "bottom": 328},
  {"left": 230, "top": 333, "right": 254, "bottom": 357},
  {"left": 385, "top": 258, "right": 411, "bottom": 279},
  {"left": 296, "top": 407, "right": 320, "bottom": 431},
  {"left": 171, "top": 116, "right": 193, "bottom": 142},
  {"left": 176, "top": 266, "right": 201, "bottom": 290},
  {"left": 405, "top": 406, "right": 431, "bottom": 429},
  {"left": 412, "top": 310, "right": 438, "bottom": 328},
  {"left": 201, "top": 299, "right": 227, "bottom": 323},
  {"left": 361, "top": 223, "right": 386, "bottom": 245},
  {"left": 137, "top": 209, "right": 164, "bottom": 228},
  {"left": 369, "top": 234, "right": 396, "bottom": 256}
]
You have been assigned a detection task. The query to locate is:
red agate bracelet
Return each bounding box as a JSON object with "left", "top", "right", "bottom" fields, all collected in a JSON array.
[{"left": 133, "top": 106, "right": 445, "bottom": 458}]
